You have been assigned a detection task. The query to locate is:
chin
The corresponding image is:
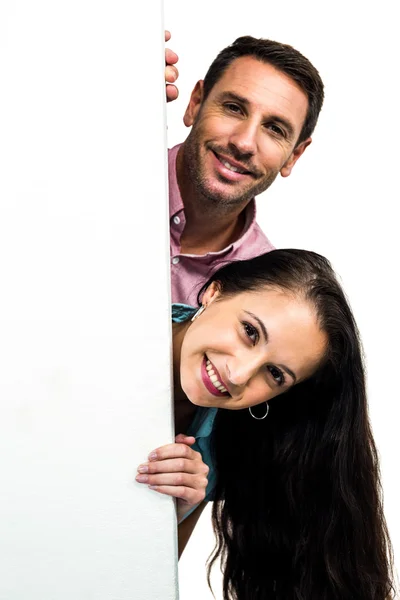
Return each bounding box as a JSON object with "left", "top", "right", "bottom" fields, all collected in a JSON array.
[
  {"left": 184, "top": 386, "right": 213, "bottom": 408},
  {"left": 199, "top": 184, "right": 242, "bottom": 207},
  {"left": 181, "top": 380, "right": 200, "bottom": 406}
]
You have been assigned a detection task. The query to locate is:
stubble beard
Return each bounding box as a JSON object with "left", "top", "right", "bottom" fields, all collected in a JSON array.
[{"left": 183, "top": 128, "right": 279, "bottom": 213}]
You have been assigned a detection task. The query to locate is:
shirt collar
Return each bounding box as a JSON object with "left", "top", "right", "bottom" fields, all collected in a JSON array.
[
  {"left": 188, "top": 407, "right": 218, "bottom": 440},
  {"left": 232, "top": 196, "right": 258, "bottom": 249}
]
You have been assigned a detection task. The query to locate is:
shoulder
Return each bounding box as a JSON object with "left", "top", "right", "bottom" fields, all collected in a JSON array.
[
  {"left": 172, "top": 303, "right": 196, "bottom": 323},
  {"left": 168, "top": 143, "right": 182, "bottom": 164},
  {"left": 234, "top": 200, "right": 275, "bottom": 257},
  {"left": 251, "top": 221, "right": 275, "bottom": 252},
  {"left": 233, "top": 221, "right": 275, "bottom": 261}
]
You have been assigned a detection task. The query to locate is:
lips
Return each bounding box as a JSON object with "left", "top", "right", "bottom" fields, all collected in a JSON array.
[
  {"left": 212, "top": 151, "right": 254, "bottom": 181},
  {"left": 201, "top": 355, "right": 230, "bottom": 397},
  {"left": 216, "top": 152, "right": 250, "bottom": 174}
]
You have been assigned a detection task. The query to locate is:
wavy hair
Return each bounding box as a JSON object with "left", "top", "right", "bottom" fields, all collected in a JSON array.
[{"left": 196, "top": 249, "right": 394, "bottom": 599}]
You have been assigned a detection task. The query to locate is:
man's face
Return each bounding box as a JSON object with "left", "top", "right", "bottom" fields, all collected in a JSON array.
[{"left": 182, "top": 56, "right": 310, "bottom": 209}]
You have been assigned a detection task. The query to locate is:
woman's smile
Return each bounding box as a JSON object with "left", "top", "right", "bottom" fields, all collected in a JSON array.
[{"left": 201, "top": 355, "right": 230, "bottom": 396}]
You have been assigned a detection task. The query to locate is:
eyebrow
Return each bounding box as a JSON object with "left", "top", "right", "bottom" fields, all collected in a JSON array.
[
  {"left": 244, "top": 310, "right": 297, "bottom": 384},
  {"left": 277, "top": 364, "right": 297, "bottom": 384},
  {"left": 216, "top": 91, "right": 296, "bottom": 140},
  {"left": 244, "top": 310, "right": 269, "bottom": 342}
]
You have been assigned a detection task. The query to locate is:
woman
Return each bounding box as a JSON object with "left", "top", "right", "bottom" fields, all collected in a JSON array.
[{"left": 136, "top": 249, "right": 394, "bottom": 599}]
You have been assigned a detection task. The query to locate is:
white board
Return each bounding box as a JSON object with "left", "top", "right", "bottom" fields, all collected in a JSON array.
[{"left": 0, "top": 2, "right": 177, "bottom": 598}]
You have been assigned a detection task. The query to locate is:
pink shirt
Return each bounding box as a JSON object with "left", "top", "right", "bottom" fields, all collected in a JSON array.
[{"left": 169, "top": 144, "right": 275, "bottom": 306}]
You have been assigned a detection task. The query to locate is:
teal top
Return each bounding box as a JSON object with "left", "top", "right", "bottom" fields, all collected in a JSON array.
[{"left": 172, "top": 304, "right": 218, "bottom": 516}]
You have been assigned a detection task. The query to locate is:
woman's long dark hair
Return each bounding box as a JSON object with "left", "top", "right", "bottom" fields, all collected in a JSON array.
[{"left": 197, "top": 249, "right": 394, "bottom": 599}]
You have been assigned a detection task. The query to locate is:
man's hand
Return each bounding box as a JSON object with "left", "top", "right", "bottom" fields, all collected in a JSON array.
[
  {"left": 165, "top": 30, "right": 179, "bottom": 102},
  {"left": 136, "top": 434, "right": 209, "bottom": 523}
]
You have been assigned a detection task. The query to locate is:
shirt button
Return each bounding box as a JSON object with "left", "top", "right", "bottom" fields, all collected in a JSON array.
[
  {"left": 172, "top": 257, "right": 180, "bottom": 265},
  {"left": 173, "top": 216, "right": 181, "bottom": 225}
]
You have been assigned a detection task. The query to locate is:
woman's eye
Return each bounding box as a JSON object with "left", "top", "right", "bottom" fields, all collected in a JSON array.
[
  {"left": 243, "top": 322, "right": 259, "bottom": 345},
  {"left": 268, "top": 365, "right": 285, "bottom": 386}
]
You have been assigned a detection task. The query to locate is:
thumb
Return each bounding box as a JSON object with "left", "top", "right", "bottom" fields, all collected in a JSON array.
[{"left": 175, "top": 433, "right": 196, "bottom": 446}]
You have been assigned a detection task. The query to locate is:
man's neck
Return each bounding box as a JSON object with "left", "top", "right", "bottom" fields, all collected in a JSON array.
[{"left": 176, "top": 145, "right": 249, "bottom": 256}]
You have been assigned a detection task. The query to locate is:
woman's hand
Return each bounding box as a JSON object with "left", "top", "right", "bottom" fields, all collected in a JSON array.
[
  {"left": 165, "top": 30, "right": 179, "bottom": 102},
  {"left": 136, "top": 434, "right": 209, "bottom": 523}
]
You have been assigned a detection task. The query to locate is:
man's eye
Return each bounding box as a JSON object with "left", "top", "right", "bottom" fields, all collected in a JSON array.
[
  {"left": 268, "top": 366, "right": 285, "bottom": 386},
  {"left": 266, "top": 123, "right": 284, "bottom": 136},
  {"left": 243, "top": 322, "right": 259, "bottom": 345},
  {"left": 225, "top": 103, "right": 241, "bottom": 114}
]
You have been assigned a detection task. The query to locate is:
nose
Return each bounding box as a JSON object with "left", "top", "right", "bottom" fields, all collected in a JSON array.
[
  {"left": 229, "top": 118, "right": 258, "bottom": 157},
  {"left": 226, "top": 353, "right": 264, "bottom": 388}
]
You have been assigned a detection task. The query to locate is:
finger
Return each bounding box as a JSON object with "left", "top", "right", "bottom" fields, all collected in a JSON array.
[
  {"left": 148, "top": 442, "right": 200, "bottom": 461},
  {"left": 136, "top": 472, "right": 207, "bottom": 489},
  {"left": 165, "top": 47, "right": 179, "bottom": 66},
  {"left": 165, "top": 30, "right": 171, "bottom": 42},
  {"left": 147, "top": 484, "right": 206, "bottom": 504},
  {"left": 166, "top": 84, "right": 179, "bottom": 103},
  {"left": 138, "top": 457, "right": 207, "bottom": 475},
  {"left": 174, "top": 434, "right": 195, "bottom": 445},
  {"left": 165, "top": 64, "right": 179, "bottom": 83}
]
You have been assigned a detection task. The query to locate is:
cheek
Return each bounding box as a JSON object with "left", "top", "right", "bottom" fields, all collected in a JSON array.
[
  {"left": 180, "top": 327, "right": 212, "bottom": 362},
  {"left": 185, "top": 319, "right": 238, "bottom": 361},
  {"left": 258, "top": 140, "right": 291, "bottom": 170},
  {"left": 180, "top": 367, "right": 196, "bottom": 398},
  {"left": 243, "top": 378, "right": 287, "bottom": 408},
  {"left": 200, "top": 115, "right": 239, "bottom": 140},
  {"left": 241, "top": 378, "right": 269, "bottom": 407},
  {"left": 179, "top": 345, "right": 201, "bottom": 389}
]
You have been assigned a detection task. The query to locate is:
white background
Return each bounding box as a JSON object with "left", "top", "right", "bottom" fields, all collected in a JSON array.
[
  {"left": 0, "top": 2, "right": 178, "bottom": 599},
  {"left": 164, "top": 1, "right": 400, "bottom": 598}
]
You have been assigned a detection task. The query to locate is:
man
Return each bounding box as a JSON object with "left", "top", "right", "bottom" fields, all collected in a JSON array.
[{"left": 165, "top": 33, "right": 324, "bottom": 305}]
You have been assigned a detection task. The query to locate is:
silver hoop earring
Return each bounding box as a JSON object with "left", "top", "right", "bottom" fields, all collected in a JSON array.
[
  {"left": 191, "top": 305, "right": 206, "bottom": 322},
  {"left": 249, "top": 402, "right": 269, "bottom": 420}
]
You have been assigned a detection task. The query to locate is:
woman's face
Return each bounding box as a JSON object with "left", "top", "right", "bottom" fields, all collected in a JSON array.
[{"left": 179, "top": 283, "right": 327, "bottom": 410}]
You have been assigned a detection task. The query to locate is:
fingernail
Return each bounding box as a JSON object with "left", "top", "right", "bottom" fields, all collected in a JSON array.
[
  {"left": 136, "top": 474, "right": 148, "bottom": 483},
  {"left": 137, "top": 464, "right": 149, "bottom": 473},
  {"left": 148, "top": 485, "right": 158, "bottom": 490},
  {"left": 148, "top": 452, "right": 158, "bottom": 461}
]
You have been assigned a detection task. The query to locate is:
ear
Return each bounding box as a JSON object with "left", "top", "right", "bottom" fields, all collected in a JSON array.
[
  {"left": 201, "top": 281, "right": 221, "bottom": 306},
  {"left": 183, "top": 80, "right": 204, "bottom": 127},
  {"left": 280, "top": 137, "right": 312, "bottom": 178}
]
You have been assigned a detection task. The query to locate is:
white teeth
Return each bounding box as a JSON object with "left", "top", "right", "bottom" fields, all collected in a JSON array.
[
  {"left": 221, "top": 159, "right": 240, "bottom": 173},
  {"left": 205, "top": 358, "right": 227, "bottom": 393}
]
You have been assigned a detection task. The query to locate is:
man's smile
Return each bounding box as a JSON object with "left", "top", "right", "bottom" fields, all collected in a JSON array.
[{"left": 210, "top": 150, "right": 257, "bottom": 183}]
